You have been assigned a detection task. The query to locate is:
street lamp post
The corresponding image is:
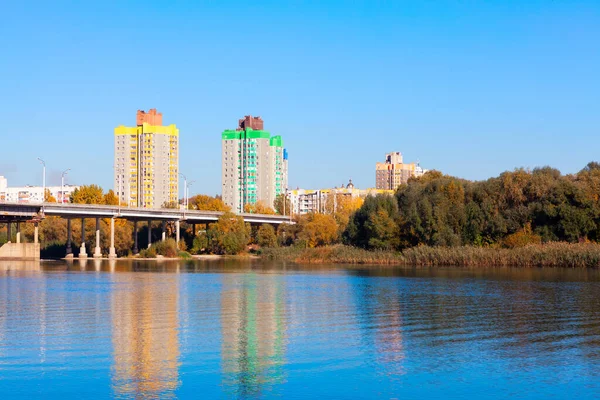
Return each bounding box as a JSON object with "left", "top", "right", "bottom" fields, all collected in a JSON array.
[
  {"left": 117, "top": 168, "right": 122, "bottom": 215},
  {"left": 179, "top": 173, "right": 186, "bottom": 209},
  {"left": 37, "top": 158, "right": 46, "bottom": 203},
  {"left": 61, "top": 168, "right": 71, "bottom": 204},
  {"left": 187, "top": 180, "right": 195, "bottom": 210}
]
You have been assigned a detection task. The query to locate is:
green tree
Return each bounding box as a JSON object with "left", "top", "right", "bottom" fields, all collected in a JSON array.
[
  {"left": 276, "top": 222, "right": 299, "bottom": 246},
  {"left": 344, "top": 194, "right": 400, "bottom": 249},
  {"left": 207, "top": 212, "right": 251, "bottom": 254},
  {"left": 274, "top": 194, "right": 292, "bottom": 216},
  {"left": 192, "top": 231, "right": 209, "bottom": 254},
  {"left": 257, "top": 224, "right": 277, "bottom": 248}
]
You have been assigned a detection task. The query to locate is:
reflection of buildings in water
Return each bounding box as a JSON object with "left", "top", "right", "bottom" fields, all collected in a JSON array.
[
  {"left": 0, "top": 270, "right": 6, "bottom": 359},
  {"left": 0, "top": 263, "right": 50, "bottom": 366},
  {"left": 111, "top": 274, "right": 180, "bottom": 398},
  {"left": 221, "top": 274, "right": 287, "bottom": 397},
  {"left": 377, "top": 297, "right": 405, "bottom": 374},
  {"left": 355, "top": 284, "right": 405, "bottom": 375}
]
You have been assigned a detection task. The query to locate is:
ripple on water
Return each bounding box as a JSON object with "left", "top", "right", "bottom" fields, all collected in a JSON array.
[{"left": 2, "top": 262, "right": 600, "bottom": 398}]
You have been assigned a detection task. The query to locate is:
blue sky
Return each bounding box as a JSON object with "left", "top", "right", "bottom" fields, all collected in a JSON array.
[{"left": 1, "top": 0, "right": 599, "bottom": 197}]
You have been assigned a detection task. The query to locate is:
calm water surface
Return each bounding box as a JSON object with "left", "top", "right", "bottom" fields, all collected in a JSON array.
[{"left": 1, "top": 260, "right": 600, "bottom": 399}]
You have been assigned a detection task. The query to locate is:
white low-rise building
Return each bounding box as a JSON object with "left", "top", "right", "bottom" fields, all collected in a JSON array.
[
  {"left": 288, "top": 180, "right": 395, "bottom": 215},
  {"left": 0, "top": 176, "right": 79, "bottom": 204}
]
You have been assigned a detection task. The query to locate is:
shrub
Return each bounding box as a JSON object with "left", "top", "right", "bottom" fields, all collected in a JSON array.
[
  {"left": 222, "top": 232, "right": 247, "bottom": 255},
  {"left": 178, "top": 240, "right": 188, "bottom": 252},
  {"left": 192, "top": 233, "right": 209, "bottom": 254},
  {"left": 503, "top": 224, "right": 542, "bottom": 248},
  {"left": 152, "top": 238, "right": 179, "bottom": 258},
  {"left": 178, "top": 250, "right": 192, "bottom": 259},
  {"left": 139, "top": 247, "right": 157, "bottom": 258}
]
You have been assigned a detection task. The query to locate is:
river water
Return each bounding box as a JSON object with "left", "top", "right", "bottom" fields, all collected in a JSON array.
[{"left": 1, "top": 260, "right": 600, "bottom": 399}]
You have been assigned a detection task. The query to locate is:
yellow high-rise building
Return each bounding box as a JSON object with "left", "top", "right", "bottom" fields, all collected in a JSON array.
[{"left": 114, "top": 109, "right": 179, "bottom": 208}]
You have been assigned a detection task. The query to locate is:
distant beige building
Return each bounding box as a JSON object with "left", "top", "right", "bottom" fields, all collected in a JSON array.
[{"left": 375, "top": 152, "right": 426, "bottom": 190}]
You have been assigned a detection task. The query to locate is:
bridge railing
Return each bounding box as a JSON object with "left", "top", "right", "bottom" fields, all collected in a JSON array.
[{"left": 0, "top": 201, "right": 294, "bottom": 223}]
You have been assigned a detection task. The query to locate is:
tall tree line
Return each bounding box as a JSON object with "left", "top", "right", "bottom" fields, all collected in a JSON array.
[{"left": 344, "top": 162, "right": 600, "bottom": 249}]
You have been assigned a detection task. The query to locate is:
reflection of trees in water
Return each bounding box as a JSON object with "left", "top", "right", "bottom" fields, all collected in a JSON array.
[
  {"left": 351, "top": 268, "right": 600, "bottom": 379},
  {"left": 221, "top": 274, "right": 286, "bottom": 397},
  {"left": 111, "top": 274, "right": 180, "bottom": 398},
  {"left": 352, "top": 280, "right": 405, "bottom": 376}
]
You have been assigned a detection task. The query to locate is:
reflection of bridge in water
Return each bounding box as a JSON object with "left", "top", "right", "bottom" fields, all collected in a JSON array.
[{"left": 0, "top": 202, "right": 292, "bottom": 259}]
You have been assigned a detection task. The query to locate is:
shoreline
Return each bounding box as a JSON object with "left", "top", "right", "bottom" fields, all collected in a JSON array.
[
  {"left": 259, "top": 243, "right": 600, "bottom": 268},
  {"left": 31, "top": 243, "right": 600, "bottom": 268}
]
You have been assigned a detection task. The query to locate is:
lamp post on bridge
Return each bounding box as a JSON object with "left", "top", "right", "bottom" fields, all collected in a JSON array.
[
  {"left": 117, "top": 166, "right": 122, "bottom": 215},
  {"left": 187, "top": 180, "right": 195, "bottom": 210},
  {"left": 60, "top": 168, "right": 71, "bottom": 204},
  {"left": 37, "top": 158, "right": 46, "bottom": 204},
  {"left": 179, "top": 172, "right": 186, "bottom": 210}
]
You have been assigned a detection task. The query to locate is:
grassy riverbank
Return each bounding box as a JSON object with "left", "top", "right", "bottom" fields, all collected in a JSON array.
[
  {"left": 138, "top": 239, "right": 193, "bottom": 259},
  {"left": 260, "top": 243, "right": 600, "bottom": 268}
]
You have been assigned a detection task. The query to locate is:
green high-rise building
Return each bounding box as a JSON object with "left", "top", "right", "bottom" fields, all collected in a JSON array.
[{"left": 222, "top": 116, "right": 288, "bottom": 213}]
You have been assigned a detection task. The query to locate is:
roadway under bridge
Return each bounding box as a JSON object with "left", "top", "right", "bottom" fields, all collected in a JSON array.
[{"left": 0, "top": 202, "right": 292, "bottom": 259}]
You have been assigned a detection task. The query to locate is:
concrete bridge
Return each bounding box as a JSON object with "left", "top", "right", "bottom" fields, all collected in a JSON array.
[{"left": 0, "top": 202, "right": 292, "bottom": 259}]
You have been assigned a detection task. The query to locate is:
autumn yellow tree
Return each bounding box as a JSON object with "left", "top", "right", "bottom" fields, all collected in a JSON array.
[
  {"left": 44, "top": 189, "right": 56, "bottom": 202},
  {"left": 297, "top": 213, "right": 339, "bottom": 247},
  {"left": 103, "top": 189, "right": 119, "bottom": 205},
  {"left": 323, "top": 194, "right": 363, "bottom": 234},
  {"left": 188, "top": 194, "right": 231, "bottom": 211},
  {"left": 244, "top": 200, "right": 275, "bottom": 215},
  {"left": 70, "top": 185, "right": 104, "bottom": 204}
]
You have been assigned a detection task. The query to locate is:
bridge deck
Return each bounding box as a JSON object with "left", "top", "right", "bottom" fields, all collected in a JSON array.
[{"left": 0, "top": 202, "right": 293, "bottom": 224}]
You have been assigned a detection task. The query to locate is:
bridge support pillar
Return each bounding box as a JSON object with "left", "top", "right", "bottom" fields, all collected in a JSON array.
[
  {"left": 133, "top": 221, "right": 139, "bottom": 254},
  {"left": 147, "top": 220, "right": 152, "bottom": 249},
  {"left": 16, "top": 222, "right": 21, "bottom": 244},
  {"left": 94, "top": 218, "right": 102, "bottom": 258},
  {"left": 109, "top": 218, "right": 116, "bottom": 259},
  {"left": 162, "top": 221, "right": 166, "bottom": 242},
  {"left": 79, "top": 218, "right": 87, "bottom": 258},
  {"left": 66, "top": 219, "right": 73, "bottom": 258},
  {"left": 176, "top": 220, "right": 180, "bottom": 244},
  {"left": 34, "top": 222, "right": 39, "bottom": 244},
  {"left": 7, "top": 221, "right": 11, "bottom": 243}
]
